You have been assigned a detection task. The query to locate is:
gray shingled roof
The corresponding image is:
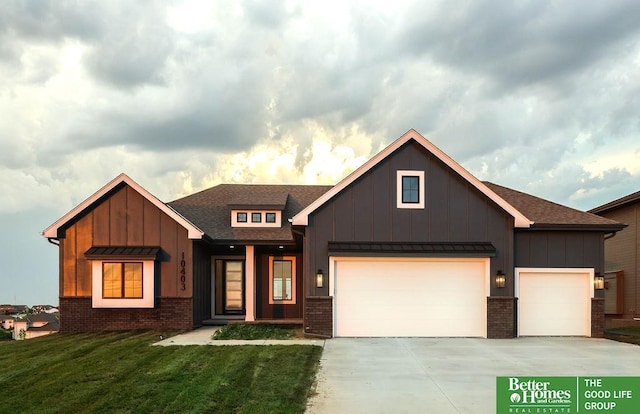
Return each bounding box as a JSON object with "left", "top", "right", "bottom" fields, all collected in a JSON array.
[
  {"left": 169, "top": 184, "right": 332, "bottom": 243},
  {"left": 484, "top": 182, "right": 624, "bottom": 229}
]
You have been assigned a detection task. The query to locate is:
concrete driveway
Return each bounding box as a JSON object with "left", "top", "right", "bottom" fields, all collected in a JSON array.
[{"left": 306, "top": 337, "right": 640, "bottom": 413}]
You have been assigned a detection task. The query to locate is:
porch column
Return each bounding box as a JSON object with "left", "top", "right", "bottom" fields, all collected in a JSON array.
[{"left": 244, "top": 245, "right": 255, "bottom": 321}]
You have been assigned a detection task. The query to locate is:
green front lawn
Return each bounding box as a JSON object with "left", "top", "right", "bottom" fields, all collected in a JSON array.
[{"left": 0, "top": 331, "right": 322, "bottom": 413}]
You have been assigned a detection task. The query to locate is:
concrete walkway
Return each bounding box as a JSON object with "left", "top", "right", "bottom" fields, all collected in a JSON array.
[
  {"left": 152, "top": 326, "right": 326, "bottom": 346},
  {"left": 306, "top": 337, "right": 640, "bottom": 414}
]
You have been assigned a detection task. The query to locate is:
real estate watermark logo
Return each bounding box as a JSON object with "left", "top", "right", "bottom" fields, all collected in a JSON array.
[{"left": 497, "top": 376, "right": 640, "bottom": 413}]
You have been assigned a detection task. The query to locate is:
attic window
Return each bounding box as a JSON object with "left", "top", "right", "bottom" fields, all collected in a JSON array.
[
  {"left": 231, "top": 210, "right": 281, "bottom": 227},
  {"left": 397, "top": 170, "right": 425, "bottom": 209}
]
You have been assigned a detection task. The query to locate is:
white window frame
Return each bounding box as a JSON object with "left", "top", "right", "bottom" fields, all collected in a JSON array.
[
  {"left": 397, "top": 170, "right": 425, "bottom": 209},
  {"left": 91, "top": 260, "right": 155, "bottom": 308},
  {"left": 268, "top": 256, "right": 296, "bottom": 305},
  {"left": 231, "top": 210, "right": 281, "bottom": 227}
]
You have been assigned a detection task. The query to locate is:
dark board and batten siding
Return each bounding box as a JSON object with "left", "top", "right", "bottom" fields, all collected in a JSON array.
[{"left": 305, "top": 141, "right": 515, "bottom": 297}]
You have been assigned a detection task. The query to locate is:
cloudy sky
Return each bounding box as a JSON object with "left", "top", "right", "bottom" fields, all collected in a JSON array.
[{"left": 1, "top": 0, "right": 639, "bottom": 306}]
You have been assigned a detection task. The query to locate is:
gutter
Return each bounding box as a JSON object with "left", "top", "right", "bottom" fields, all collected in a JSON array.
[{"left": 47, "top": 238, "right": 60, "bottom": 246}]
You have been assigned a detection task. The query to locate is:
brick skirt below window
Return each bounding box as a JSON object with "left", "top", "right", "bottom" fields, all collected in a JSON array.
[
  {"left": 59, "top": 297, "right": 193, "bottom": 332},
  {"left": 304, "top": 296, "right": 333, "bottom": 338},
  {"left": 487, "top": 296, "right": 516, "bottom": 338}
]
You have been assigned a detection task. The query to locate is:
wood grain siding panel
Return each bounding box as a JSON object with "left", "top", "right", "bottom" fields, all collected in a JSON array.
[
  {"left": 257, "top": 252, "right": 303, "bottom": 319},
  {"left": 176, "top": 226, "right": 191, "bottom": 297},
  {"left": 93, "top": 200, "right": 110, "bottom": 245},
  {"left": 191, "top": 241, "right": 211, "bottom": 324},
  {"left": 353, "top": 174, "right": 373, "bottom": 241},
  {"left": 311, "top": 207, "right": 333, "bottom": 296},
  {"left": 372, "top": 165, "right": 391, "bottom": 241},
  {"left": 143, "top": 198, "right": 161, "bottom": 246},
  {"left": 75, "top": 214, "right": 93, "bottom": 296},
  {"left": 428, "top": 157, "right": 449, "bottom": 240},
  {"left": 583, "top": 233, "right": 602, "bottom": 270},
  {"left": 548, "top": 236, "right": 566, "bottom": 265},
  {"left": 126, "top": 186, "right": 144, "bottom": 245},
  {"left": 448, "top": 176, "right": 468, "bottom": 240},
  {"left": 515, "top": 232, "right": 604, "bottom": 273},
  {"left": 566, "top": 233, "right": 585, "bottom": 264},
  {"left": 600, "top": 207, "right": 637, "bottom": 318},
  {"left": 109, "top": 187, "right": 127, "bottom": 245},
  {"left": 160, "top": 211, "right": 178, "bottom": 297},
  {"left": 468, "top": 192, "right": 488, "bottom": 240},
  {"left": 63, "top": 225, "right": 77, "bottom": 296},
  {"left": 334, "top": 191, "right": 354, "bottom": 241},
  {"left": 530, "top": 234, "right": 548, "bottom": 265}
]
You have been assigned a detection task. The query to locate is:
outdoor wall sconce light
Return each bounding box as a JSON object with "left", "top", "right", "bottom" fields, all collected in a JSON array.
[
  {"left": 594, "top": 274, "right": 605, "bottom": 290},
  {"left": 316, "top": 269, "right": 324, "bottom": 288},
  {"left": 495, "top": 270, "right": 506, "bottom": 288}
]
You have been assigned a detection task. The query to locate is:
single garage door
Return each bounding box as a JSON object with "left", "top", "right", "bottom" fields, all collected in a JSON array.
[
  {"left": 332, "top": 257, "right": 489, "bottom": 337},
  {"left": 517, "top": 268, "right": 592, "bottom": 336}
]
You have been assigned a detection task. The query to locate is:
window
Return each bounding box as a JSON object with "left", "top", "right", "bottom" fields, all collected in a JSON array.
[
  {"left": 103, "top": 262, "right": 143, "bottom": 298},
  {"left": 231, "top": 210, "right": 281, "bottom": 227},
  {"left": 269, "top": 256, "right": 296, "bottom": 304},
  {"left": 91, "top": 260, "right": 155, "bottom": 308},
  {"left": 397, "top": 170, "right": 425, "bottom": 209},
  {"left": 402, "top": 176, "right": 420, "bottom": 203}
]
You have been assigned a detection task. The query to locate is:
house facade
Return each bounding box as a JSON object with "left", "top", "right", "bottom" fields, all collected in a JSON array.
[
  {"left": 43, "top": 130, "right": 624, "bottom": 338},
  {"left": 590, "top": 191, "right": 640, "bottom": 326}
]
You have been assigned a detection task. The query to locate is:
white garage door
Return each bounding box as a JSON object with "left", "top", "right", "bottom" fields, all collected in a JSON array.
[
  {"left": 332, "top": 257, "right": 489, "bottom": 337},
  {"left": 517, "top": 268, "right": 592, "bottom": 336}
]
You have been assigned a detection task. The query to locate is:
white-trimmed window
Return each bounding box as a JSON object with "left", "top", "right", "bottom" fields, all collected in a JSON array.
[
  {"left": 397, "top": 170, "right": 425, "bottom": 209},
  {"left": 231, "top": 210, "right": 281, "bottom": 227},
  {"left": 269, "top": 256, "right": 296, "bottom": 305},
  {"left": 91, "top": 260, "right": 155, "bottom": 308}
]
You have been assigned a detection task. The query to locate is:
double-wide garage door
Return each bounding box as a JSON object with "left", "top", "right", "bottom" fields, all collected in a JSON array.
[
  {"left": 333, "top": 258, "right": 489, "bottom": 337},
  {"left": 517, "top": 269, "right": 592, "bottom": 336}
]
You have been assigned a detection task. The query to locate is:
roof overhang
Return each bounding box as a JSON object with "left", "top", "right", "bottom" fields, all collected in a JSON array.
[
  {"left": 292, "top": 129, "right": 533, "bottom": 228},
  {"left": 42, "top": 173, "right": 204, "bottom": 240},
  {"left": 328, "top": 241, "right": 496, "bottom": 257}
]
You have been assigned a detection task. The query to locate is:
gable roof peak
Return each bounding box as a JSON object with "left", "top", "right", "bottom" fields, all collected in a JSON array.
[
  {"left": 42, "top": 173, "right": 204, "bottom": 240},
  {"left": 292, "top": 129, "right": 533, "bottom": 227}
]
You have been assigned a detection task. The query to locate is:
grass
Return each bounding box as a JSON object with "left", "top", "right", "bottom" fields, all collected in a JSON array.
[
  {"left": 0, "top": 331, "right": 322, "bottom": 413},
  {"left": 212, "top": 324, "right": 298, "bottom": 340},
  {"left": 605, "top": 326, "right": 640, "bottom": 345}
]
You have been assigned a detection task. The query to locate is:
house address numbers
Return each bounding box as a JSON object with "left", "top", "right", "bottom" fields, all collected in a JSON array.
[{"left": 180, "top": 252, "right": 186, "bottom": 291}]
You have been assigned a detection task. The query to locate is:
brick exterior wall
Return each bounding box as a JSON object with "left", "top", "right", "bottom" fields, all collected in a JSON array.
[
  {"left": 304, "top": 296, "right": 333, "bottom": 338},
  {"left": 487, "top": 296, "right": 516, "bottom": 338},
  {"left": 591, "top": 297, "right": 604, "bottom": 338},
  {"left": 59, "top": 297, "right": 193, "bottom": 332}
]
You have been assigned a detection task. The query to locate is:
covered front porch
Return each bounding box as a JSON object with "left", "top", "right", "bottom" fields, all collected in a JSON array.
[{"left": 202, "top": 244, "right": 305, "bottom": 325}]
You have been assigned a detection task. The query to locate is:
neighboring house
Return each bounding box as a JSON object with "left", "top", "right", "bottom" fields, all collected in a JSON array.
[
  {"left": 12, "top": 313, "right": 59, "bottom": 340},
  {"left": 1, "top": 315, "right": 15, "bottom": 330},
  {"left": 590, "top": 191, "right": 640, "bottom": 326},
  {"left": 43, "top": 129, "right": 623, "bottom": 338},
  {"left": 0, "top": 305, "right": 28, "bottom": 315}
]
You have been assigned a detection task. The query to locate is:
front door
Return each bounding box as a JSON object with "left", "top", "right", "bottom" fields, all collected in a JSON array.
[
  {"left": 213, "top": 259, "right": 245, "bottom": 316},
  {"left": 224, "top": 261, "right": 244, "bottom": 312}
]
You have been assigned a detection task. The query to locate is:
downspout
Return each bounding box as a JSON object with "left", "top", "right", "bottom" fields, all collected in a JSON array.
[{"left": 604, "top": 232, "right": 617, "bottom": 240}]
